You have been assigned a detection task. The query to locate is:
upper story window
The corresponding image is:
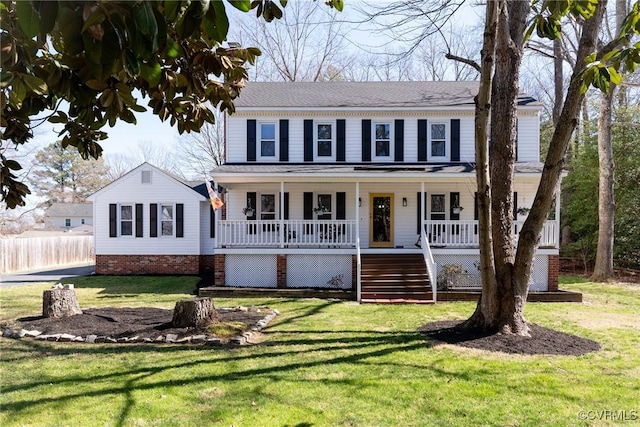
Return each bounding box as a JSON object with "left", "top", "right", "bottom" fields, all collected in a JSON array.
[
  {"left": 121, "top": 205, "right": 133, "bottom": 236},
  {"left": 259, "top": 123, "right": 277, "bottom": 159},
  {"left": 161, "top": 205, "right": 173, "bottom": 236},
  {"left": 430, "top": 123, "right": 447, "bottom": 159},
  {"left": 141, "top": 170, "right": 152, "bottom": 184},
  {"left": 374, "top": 123, "right": 392, "bottom": 159},
  {"left": 316, "top": 123, "right": 334, "bottom": 159}
]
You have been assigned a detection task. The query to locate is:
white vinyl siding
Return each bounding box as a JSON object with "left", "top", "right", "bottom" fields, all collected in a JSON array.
[{"left": 90, "top": 165, "right": 205, "bottom": 256}]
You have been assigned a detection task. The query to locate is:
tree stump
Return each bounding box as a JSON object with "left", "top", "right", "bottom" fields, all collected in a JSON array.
[
  {"left": 172, "top": 297, "right": 218, "bottom": 328},
  {"left": 42, "top": 285, "right": 82, "bottom": 318}
]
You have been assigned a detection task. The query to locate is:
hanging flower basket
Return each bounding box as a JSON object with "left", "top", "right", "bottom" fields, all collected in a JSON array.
[
  {"left": 242, "top": 206, "right": 254, "bottom": 216},
  {"left": 452, "top": 206, "right": 464, "bottom": 215},
  {"left": 313, "top": 205, "right": 328, "bottom": 214}
]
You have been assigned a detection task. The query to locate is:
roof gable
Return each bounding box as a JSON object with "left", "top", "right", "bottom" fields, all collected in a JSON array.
[{"left": 87, "top": 162, "right": 206, "bottom": 201}]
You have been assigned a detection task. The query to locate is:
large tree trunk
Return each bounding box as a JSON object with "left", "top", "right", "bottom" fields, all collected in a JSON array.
[
  {"left": 592, "top": 0, "right": 627, "bottom": 282},
  {"left": 591, "top": 87, "right": 616, "bottom": 281},
  {"left": 466, "top": 0, "right": 607, "bottom": 335},
  {"left": 43, "top": 286, "right": 82, "bottom": 318},
  {"left": 172, "top": 298, "right": 218, "bottom": 328}
]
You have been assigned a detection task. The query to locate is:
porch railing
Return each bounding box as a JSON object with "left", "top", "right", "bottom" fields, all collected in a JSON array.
[
  {"left": 217, "top": 220, "right": 357, "bottom": 248},
  {"left": 424, "top": 220, "right": 558, "bottom": 248}
]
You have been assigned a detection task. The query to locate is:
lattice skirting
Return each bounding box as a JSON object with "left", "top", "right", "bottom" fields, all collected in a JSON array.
[
  {"left": 286, "top": 255, "right": 353, "bottom": 289},
  {"left": 433, "top": 254, "right": 549, "bottom": 291},
  {"left": 225, "top": 254, "right": 278, "bottom": 288}
]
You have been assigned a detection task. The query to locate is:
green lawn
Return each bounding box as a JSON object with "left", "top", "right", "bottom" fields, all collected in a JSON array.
[{"left": 1, "top": 276, "right": 638, "bottom": 426}]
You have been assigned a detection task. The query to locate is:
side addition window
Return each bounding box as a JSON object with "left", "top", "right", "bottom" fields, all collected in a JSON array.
[
  {"left": 161, "top": 205, "right": 173, "bottom": 236},
  {"left": 317, "top": 123, "right": 333, "bottom": 158},
  {"left": 120, "top": 205, "right": 133, "bottom": 236},
  {"left": 260, "top": 123, "right": 276, "bottom": 158},
  {"left": 374, "top": 123, "right": 391, "bottom": 158},
  {"left": 430, "top": 123, "right": 447, "bottom": 159}
]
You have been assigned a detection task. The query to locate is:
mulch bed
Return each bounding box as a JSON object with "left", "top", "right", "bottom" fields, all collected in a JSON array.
[
  {"left": 419, "top": 320, "right": 601, "bottom": 356},
  {"left": 16, "top": 306, "right": 271, "bottom": 341}
]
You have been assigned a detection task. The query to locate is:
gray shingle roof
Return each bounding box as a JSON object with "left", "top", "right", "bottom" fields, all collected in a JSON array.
[
  {"left": 45, "top": 202, "right": 93, "bottom": 217},
  {"left": 234, "top": 81, "right": 541, "bottom": 108}
]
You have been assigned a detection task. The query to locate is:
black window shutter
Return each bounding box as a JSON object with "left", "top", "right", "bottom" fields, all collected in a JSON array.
[
  {"left": 394, "top": 119, "right": 404, "bottom": 162},
  {"left": 451, "top": 119, "right": 460, "bottom": 162},
  {"left": 337, "top": 119, "right": 346, "bottom": 162},
  {"left": 247, "top": 192, "right": 257, "bottom": 220},
  {"left": 362, "top": 119, "right": 371, "bottom": 162},
  {"left": 474, "top": 192, "right": 479, "bottom": 235},
  {"left": 416, "top": 192, "right": 422, "bottom": 235},
  {"left": 474, "top": 193, "right": 479, "bottom": 220},
  {"left": 418, "top": 119, "right": 427, "bottom": 161},
  {"left": 450, "top": 192, "right": 460, "bottom": 220},
  {"left": 176, "top": 203, "right": 184, "bottom": 237},
  {"left": 513, "top": 192, "right": 518, "bottom": 220},
  {"left": 247, "top": 120, "right": 256, "bottom": 162},
  {"left": 303, "top": 192, "right": 313, "bottom": 234},
  {"left": 109, "top": 204, "right": 117, "bottom": 237},
  {"left": 135, "top": 204, "right": 143, "bottom": 237},
  {"left": 279, "top": 119, "right": 289, "bottom": 162},
  {"left": 336, "top": 192, "right": 346, "bottom": 220},
  {"left": 210, "top": 206, "right": 215, "bottom": 238},
  {"left": 284, "top": 192, "right": 289, "bottom": 220},
  {"left": 304, "top": 120, "right": 313, "bottom": 162},
  {"left": 150, "top": 203, "right": 158, "bottom": 237}
]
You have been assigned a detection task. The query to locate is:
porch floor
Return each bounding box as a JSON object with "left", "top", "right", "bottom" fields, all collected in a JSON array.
[{"left": 199, "top": 287, "right": 583, "bottom": 303}]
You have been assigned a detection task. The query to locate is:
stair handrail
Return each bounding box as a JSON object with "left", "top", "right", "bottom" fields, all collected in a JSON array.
[
  {"left": 420, "top": 227, "right": 437, "bottom": 303},
  {"left": 356, "top": 236, "right": 362, "bottom": 302}
]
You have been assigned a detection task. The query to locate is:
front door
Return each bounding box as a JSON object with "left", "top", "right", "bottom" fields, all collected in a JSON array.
[{"left": 369, "top": 193, "right": 394, "bottom": 247}]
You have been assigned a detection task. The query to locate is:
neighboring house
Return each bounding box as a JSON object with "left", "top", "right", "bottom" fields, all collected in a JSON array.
[
  {"left": 87, "top": 163, "right": 214, "bottom": 275},
  {"left": 44, "top": 202, "right": 93, "bottom": 231},
  {"left": 90, "top": 81, "right": 562, "bottom": 302}
]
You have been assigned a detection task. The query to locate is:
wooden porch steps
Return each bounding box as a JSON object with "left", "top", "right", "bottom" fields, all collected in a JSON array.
[{"left": 360, "top": 254, "right": 433, "bottom": 302}]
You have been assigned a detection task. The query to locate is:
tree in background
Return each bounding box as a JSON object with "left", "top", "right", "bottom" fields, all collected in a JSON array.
[
  {"left": 0, "top": 0, "right": 266, "bottom": 208},
  {"left": 31, "top": 142, "right": 111, "bottom": 205}
]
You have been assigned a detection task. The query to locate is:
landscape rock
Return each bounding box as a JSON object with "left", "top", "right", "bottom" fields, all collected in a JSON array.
[
  {"left": 165, "top": 334, "right": 178, "bottom": 343},
  {"left": 206, "top": 338, "right": 222, "bottom": 346},
  {"left": 58, "top": 333, "right": 76, "bottom": 342},
  {"left": 3, "top": 329, "right": 14, "bottom": 338},
  {"left": 191, "top": 335, "right": 206, "bottom": 344},
  {"left": 25, "top": 330, "right": 42, "bottom": 337},
  {"left": 230, "top": 336, "right": 246, "bottom": 345}
]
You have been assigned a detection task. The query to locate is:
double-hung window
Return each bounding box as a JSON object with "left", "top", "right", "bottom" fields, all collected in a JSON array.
[
  {"left": 161, "top": 204, "right": 173, "bottom": 236},
  {"left": 374, "top": 123, "right": 392, "bottom": 159},
  {"left": 429, "top": 122, "right": 447, "bottom": 160},
  {"left": 120, "top": 205, "right": 133, "bottom": 236},
  {"left": 316, "top": 123, "right": 333, "bottom": 158},
  {"left": 260, "top": 194, "right": 276, "bottom": 220},
  {"left": 65, "top": 218, "right": 71, "bottom": 227},
  {"left": 259, "top": 123, "right": 276, "bottom": 159}
]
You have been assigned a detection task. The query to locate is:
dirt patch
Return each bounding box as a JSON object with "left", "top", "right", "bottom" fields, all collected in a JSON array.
[
  {"left": 15, "top": 306, "right": 273, "bottom": 342},
  {"left": 419, "top": 320, "right": 600, "bottom": 356}
]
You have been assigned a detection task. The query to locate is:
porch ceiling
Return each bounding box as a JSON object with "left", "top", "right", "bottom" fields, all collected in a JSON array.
[{"left": 212, "top": 162, "right": 545, "bottom": 183}]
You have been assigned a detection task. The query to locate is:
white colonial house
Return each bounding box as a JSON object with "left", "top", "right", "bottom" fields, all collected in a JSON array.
[
  {"left": 90, "top": 81, "right": 562, "bottom": 302},
  {"left": 44, "top": 202, "right": 93, "bottom": 231}
]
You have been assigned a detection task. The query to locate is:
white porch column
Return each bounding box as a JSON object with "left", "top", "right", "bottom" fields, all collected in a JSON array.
[
  {"left": 555, "top": 179, "right": 561, "bottom": 248},
  {"left": 356, "top": 181, "right": 361, "bottom": 302},
  {"left": 280, "top": 181, "right": 285, "bottom": 249}
]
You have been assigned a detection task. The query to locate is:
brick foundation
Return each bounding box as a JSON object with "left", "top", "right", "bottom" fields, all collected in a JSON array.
[
  {"left": 214, "top": 254, "right": 225, "bottom": 286},
  {"left": 96, "top": 255, "right": 201, "bottom": 275},
  {"left": 277, "top": 255, "right": 287, "bottom": 288},
  {"left": 547, "top": 254, "right": 559, "bottom": 291}
]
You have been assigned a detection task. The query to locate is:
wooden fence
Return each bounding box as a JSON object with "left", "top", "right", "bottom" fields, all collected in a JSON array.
[{"left": 0, "top": 236, "right": 95, "bottom": 274}]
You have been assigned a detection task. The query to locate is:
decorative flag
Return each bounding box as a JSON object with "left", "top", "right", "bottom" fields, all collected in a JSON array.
[{"left": 205, "top": 180, "right": 224, "bottom": 211}]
